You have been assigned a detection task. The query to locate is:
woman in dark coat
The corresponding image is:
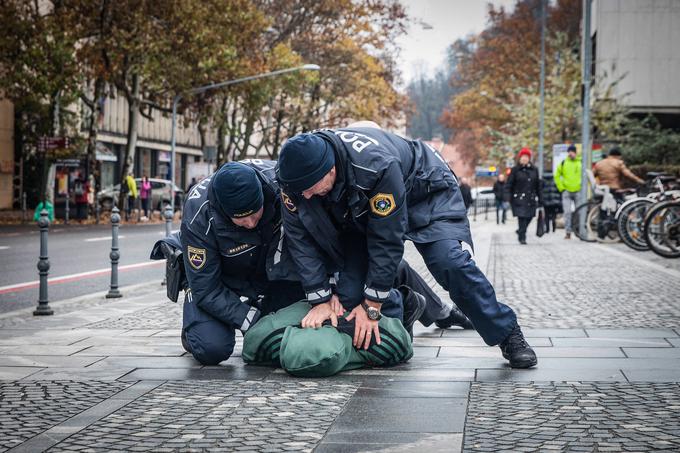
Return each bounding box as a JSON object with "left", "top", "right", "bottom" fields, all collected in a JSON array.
[
  {"left": 504, "top": 148, "right": 543, "bottom": 244},
  {"left": 541, "top": 171, "right": 562, "bottom": 233}
]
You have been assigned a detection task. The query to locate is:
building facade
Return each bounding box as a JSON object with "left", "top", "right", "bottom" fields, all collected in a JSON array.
[{"left": 592, "top": 0, "right": 680, "bottom": 127}]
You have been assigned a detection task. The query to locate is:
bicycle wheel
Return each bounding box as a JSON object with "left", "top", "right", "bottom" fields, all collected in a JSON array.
[
  {"left": 572, "top": 201, "right": 600, "bottom": 242},
  {"left": 617, "top": 198, "right": 654, "bottom": 251},
  {"left": 643, "top": 200, "right": 680, "bottom": 258}
]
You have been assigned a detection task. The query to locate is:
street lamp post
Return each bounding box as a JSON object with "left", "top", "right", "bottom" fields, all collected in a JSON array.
[
  {"left": 538, "top": 0, "right": 547, "bottom": 177},
  {"left": 579, "top": 0, "right": 593, "bottom": 237},
  {"left": 169, "top": 64, "right": 320, "bottom": 211}
]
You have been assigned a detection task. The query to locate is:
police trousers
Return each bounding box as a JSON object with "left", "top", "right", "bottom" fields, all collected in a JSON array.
[
  {"left": 182, "top": 280, "right": 305, "bottom": 366},
  {"left": 415, "top": 239, "right": 517, "bottom": 345}
]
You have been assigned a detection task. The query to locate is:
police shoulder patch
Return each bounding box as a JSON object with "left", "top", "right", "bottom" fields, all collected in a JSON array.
[
  {"left": 280, "top": 191, "right": 297, "bottom": 212},
  {"left": 369, "top": 193, "right": 396, "bottom": 216},
  {"left": 187, "top": 246, "right": 206, "bottom": 270}
]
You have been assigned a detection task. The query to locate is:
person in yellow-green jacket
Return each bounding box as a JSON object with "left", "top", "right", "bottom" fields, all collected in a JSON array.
[{"left": 554, "top": 145, "right": 582, "bottom": 239}]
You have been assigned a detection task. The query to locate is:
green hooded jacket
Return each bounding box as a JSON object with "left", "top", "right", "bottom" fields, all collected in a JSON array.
[{"left": 554, "top": 155, "right": 582, "bottom": 193}]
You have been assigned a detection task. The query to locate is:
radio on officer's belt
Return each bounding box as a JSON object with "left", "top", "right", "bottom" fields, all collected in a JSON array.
[{"left": 150, "top": 234, "right": 188, "bottom": 303}]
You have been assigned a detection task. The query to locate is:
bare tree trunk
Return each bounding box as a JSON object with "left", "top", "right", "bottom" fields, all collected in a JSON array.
[
  {"left": 84, "top": 78, "right": 105, "bottom": 190},
  {"left": 120, "top": 73, "right": 140, "bottom": 185}
]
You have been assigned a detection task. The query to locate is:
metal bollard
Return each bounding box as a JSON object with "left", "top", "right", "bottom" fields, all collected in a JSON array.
[
  {"left": 484, "top": 199, "right": 489, "bottom": 220},
  {"left": 64, "top": 191, "right": 70, "bottom": 225},
  {"left": 164, "top": 205, "right": 173, "bottom": 237},
  {"left": 106, "top": 206, "right": 122, "bottom": 298},
  {"left": 95, "top": 193, "right": 100, "bottom": 225},
  {"left": 22, "top": 192, "right": 27, "bottom": 224},
  {"left": 33, "top": 209, "right": 53, "bottom": 315}
]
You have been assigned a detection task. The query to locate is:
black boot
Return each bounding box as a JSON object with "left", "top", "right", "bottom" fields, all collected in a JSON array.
[
  {"left": 435, "top": 305, "right": 474, "bottom": 330},
  {"left": 398, "top": 285, "right": 427, "bottom": 340},
  {"left": 499, "top": 324, "right": 537, "bottom": 368}
]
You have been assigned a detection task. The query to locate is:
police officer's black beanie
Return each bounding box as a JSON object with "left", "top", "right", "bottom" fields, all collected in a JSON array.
[
  {"left": 277, "top": 133, "right": 335, "bottom": 193},
  {"left": 212, "top": 162, "right": 263, "bottom": 218}
]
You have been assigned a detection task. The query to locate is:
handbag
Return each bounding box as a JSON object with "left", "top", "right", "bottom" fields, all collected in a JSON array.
[{"left": 536, "top": 207, "right": 545, "bottom": 237}]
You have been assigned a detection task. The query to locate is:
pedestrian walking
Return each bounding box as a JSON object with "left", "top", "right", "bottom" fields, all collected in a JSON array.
[
  {"left": 123, "top": 172, "right": 137, "bottom": 221},
  {"left": 140, "top": 175, "right": 151, "bottom": 220},
  {"left": 73, "top": 173, "right": 89, "bottom": 221},
  {"left": 504, "top": 148, "right": 543, "bottom": 245},
  {"left": 493, "top": 174, "right": 508, "bottom": 224},
  {"left": 554, "top": 144, "right": 581, "bottom": 239},
  {"left": 542, "top": 171, "right": 561, "bottom": 233}
]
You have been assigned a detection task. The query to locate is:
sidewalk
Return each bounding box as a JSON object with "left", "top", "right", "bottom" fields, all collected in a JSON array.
[{"left": 1, "top": 219, "right": 679, "bottom": 452}]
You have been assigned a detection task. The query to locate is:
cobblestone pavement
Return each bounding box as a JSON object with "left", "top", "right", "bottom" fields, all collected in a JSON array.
[
  {"left": 404, "top": 224, "right": 680, "bottom": 329},
  {"left": 0, "top": 381, "right": 130, "bottom": 452},
  {"left": 488, "top": 230, "right": 680, "bottom": 328},
  {"left": 85, "top": 303, "right": 182, "bottom": 330},
  {"left": 464, "top": 381, "right": 680, "bottom": 452},
  {"left": 48, "top": 380, "right": 357, "bottom": 452}
]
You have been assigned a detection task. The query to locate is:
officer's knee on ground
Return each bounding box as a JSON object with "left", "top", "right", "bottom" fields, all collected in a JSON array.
[{"left": 184, "top": 326, "right": 236, "bottom": 366}]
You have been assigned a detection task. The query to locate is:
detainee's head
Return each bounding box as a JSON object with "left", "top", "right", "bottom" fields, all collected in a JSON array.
[
  {"left": 277, "top": 133, "right": 336, "bottom": 199},
  {"left": 212, "top": 162, "right": 264, "bottom": 229},
  {"left": 609, "top": 147, "right": 622, "bottom": 159}
]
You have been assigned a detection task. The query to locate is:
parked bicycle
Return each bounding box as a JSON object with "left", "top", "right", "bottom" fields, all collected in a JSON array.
[
  {"left": 615, "top": 173, "right": 679, "bottom": 251},
  {"left": 642, "top": 199, "right": 680, "bottom": 258}
]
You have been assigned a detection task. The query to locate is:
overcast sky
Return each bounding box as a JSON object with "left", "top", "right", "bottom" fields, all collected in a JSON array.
[{"left": 396, "top": 0, "right": 516, "bottom": 86}]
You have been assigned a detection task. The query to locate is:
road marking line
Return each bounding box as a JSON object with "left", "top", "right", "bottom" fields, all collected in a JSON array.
[
  {"left": 158, "top": 230, "right": 180, "bottom": 235},
  {"left": 85, "top": 235, "right": 126, "bottom": 242},
  {"left": 0, "top": 261, "right": 164, "bottom": 295},
  {"left": 0, "top": 246, "right": 9, "bottom": 250}
]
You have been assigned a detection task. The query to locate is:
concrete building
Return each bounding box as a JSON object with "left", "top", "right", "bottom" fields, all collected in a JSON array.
[
  {"left": 93, "top": 94, "right": 215, "bottom": 190},
  {"left": 591, "top": 0, "right": 680, "bottom": 127}
]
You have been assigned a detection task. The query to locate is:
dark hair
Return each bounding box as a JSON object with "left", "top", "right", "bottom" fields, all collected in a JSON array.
[
  {"left": 609, "top": 147, "right": 622, "bottom": 156},
  {"left": 567, "top": 145, "right": 577, "bottom": 152}
]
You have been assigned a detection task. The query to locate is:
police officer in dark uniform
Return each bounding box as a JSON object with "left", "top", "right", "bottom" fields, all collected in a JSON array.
[
  {"left": 180, "top": 159, "right": 444, "bottom": 365},
  {"left": 180, "top": 160, "right": 305, "bottom": 365},
  {"left": 276, "top": 124, "right": 537, "bottom": 368}
]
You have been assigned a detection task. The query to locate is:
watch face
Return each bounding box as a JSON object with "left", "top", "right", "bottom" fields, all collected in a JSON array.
[{"left": 367, "top": 307, "right": 380, "bottom": 321}]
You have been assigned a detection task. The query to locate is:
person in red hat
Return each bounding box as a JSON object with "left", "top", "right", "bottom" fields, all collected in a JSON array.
[{"left": 504, "top": 148, "right": 543, "bottom": 244}]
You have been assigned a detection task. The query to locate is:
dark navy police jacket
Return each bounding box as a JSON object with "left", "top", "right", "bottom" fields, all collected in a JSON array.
[
  {"left": 278, "top": 127, "right": 471, "bottom": 305},
  {"left": 181, "top": 160, "right": 298, "bottom": 331}
]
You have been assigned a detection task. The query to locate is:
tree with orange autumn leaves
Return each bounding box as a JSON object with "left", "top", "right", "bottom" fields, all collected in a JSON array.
[{"left": 441, "top": 0, "right": 581, "bottom": 167}]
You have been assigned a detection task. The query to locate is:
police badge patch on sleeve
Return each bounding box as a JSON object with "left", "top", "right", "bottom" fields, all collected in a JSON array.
[
  {"left": 281, "top": 192, "right": 297, "bottom": 212},
  {"left": 187, "top": 246, "right": 206, "bottom": 270},
  {"left": 369, "top": 193, "right": 396, "bottom": 216}
]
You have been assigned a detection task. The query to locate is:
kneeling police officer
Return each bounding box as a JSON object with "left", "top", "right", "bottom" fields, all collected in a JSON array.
[{"left": 180, "top": 160, "right": 439, "bottom": 365}]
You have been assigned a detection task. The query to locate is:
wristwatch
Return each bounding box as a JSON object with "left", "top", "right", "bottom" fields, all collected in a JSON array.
[{"left": 361, "top": 300, "right": 382, "bottom": 321}]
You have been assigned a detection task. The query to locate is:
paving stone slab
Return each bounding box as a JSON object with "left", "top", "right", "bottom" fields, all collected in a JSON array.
[
  {"left": 48, "top": 380, "right": 357, "bottom": 452},
  {"left": 622, "top": 347, "right": 680, "bottom": 358},
  {"left": 464, "top": 382, "right": 680, "bottom": 452},
  {"left": 87, "top": 356, "right": 201, "bottom": 369},
  {"left": 355, "top": 380, "right": 470, "bottom": 399},
  {"left": 0, "top": 356, "right": 103, "bottom": 368},
  {"left": 621, "top": 368, "right": 680, "bottom": 382},
  {"left": 316, "top": 432, "right": 462, "bottom": 452},
  {"left": 0, "top": 366, "right": 42, "bottom": 380},
  {"left": 551, "top": 337, "right": 673, "bottom": 348},
  {"left": 21, "top": 367, "right": 135, "bottom": 381},
  {"left": 118, "top": 366, "right": 273, "bottom": 381},
  {"left": 585, "top": 328, "right": 680, "bottom": 338},
  {"left": 475, "top": 368, "right": 627, "bottom": 382},
  {"left": 327, "top": 396, "right": 467, "bottom": 434}
]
